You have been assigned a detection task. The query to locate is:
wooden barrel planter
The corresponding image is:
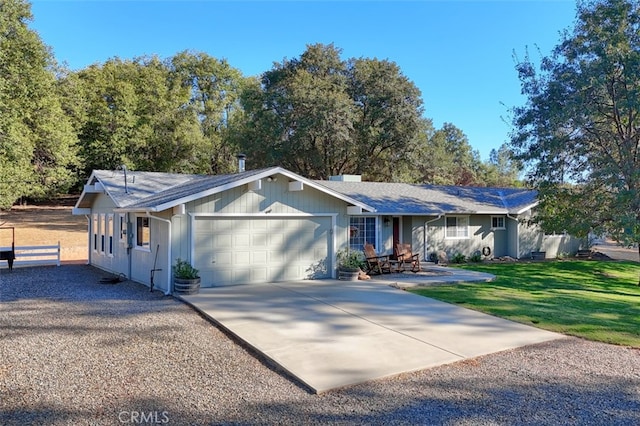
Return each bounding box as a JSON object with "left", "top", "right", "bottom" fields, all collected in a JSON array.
[
  {"left": 338, "top": 267, "right": 361, "bottom": 281},
  {"left": 174, "top": 277, "right": 201, "bottom": 295}
]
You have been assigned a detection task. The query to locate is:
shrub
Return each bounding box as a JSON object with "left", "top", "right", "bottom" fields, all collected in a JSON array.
[
  {"left": 469, "top": 252, "right": 482, "bottom": 263},
  {"left": 451, "top": 252, "right": 467, "bottom": 264},
  {"left": 337, "top": 249, "right": 365, "bottom": 269},
  {"left": 174, "top": 258, "right": 200, "bottom": 279}
]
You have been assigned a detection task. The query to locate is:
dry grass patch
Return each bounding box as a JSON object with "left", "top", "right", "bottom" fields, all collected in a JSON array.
[{"left": 0, "top": 200, "right": 87, "bottom": 262}]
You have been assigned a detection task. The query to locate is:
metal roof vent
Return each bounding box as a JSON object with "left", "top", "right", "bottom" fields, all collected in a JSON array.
[
  {"left": 119, "top": 164, "right": 130, "bottom": 194},
  {"left": 237, "top": 153, "right": 246, "bottom": 173}
]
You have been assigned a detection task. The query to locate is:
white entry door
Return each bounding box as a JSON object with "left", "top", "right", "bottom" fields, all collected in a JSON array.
[{"left": 193, "top": 216, "right": 331, "bottom": 286}]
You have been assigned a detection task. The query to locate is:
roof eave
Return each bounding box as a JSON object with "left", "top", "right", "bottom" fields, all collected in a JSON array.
[
  {"left": 113, "top": 207, "right": 157, "bottom": 213},
  {"left": 513, "top": 201, "right": 539, "bottom": 215},
  {"left": 117, "top": 167, "right": 376, "bottom": 213},
  {"left": 73, "top": 171, "right": 122, "bottom": 213},
  {"left": 73, "top": 171, "right": 97, "bottom": 212},
  {"left": 472, "top": 210, "right": 510, "bottom": 215}
]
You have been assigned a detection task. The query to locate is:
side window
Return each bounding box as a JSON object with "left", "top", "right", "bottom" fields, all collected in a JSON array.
[
  {"left": 92, "top": 214, "right": 98, "bottom": 252},
  {"left": 107, "top": 214, "right": 114, "bottom": 256},
  {"left": 119, "top": 214, "right": 127, "bottom": 244},
  {"left": 445, "top": 216, "right": 469, "bottom": 239},
  {"left": 100, "top": 214, "right": 105, "bottom": 254},
  {"left": 491, "top": 216, "right": 505, "bottom": 230},
  {"left": 136, "top": 216, "right": 150, "bottom": 248}
]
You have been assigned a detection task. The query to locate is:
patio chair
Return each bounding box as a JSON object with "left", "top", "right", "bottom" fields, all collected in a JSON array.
[
  {"left": 394, "top": 243, "right": 421, "bottom": 272},
  {"left": 363, "top": 243, "right": 392, "bottom": 275}
]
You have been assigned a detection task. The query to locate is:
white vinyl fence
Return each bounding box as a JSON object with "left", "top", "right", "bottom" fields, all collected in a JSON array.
[{"left": 0, "top": 242, "right": 60, "bottom": 268}]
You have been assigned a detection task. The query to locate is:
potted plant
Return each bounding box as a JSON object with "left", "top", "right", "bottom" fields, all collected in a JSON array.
[
  {"left": 173, "top": 258, "right": 201, "bottom": 295},
  {"left": 337, "top": 249, "right": 365, "bottom": 281}
]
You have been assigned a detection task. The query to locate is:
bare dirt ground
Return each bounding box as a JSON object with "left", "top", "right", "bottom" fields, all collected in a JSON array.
[
  {"left": 0, "top": 200, "right": 87, "bottom": 263},
  {"left": 593, "top": 239, "right": 640, "bottom": 263}
]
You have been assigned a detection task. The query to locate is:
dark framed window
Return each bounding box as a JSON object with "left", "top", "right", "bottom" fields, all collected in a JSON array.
[
  {"left": 119, "top": 214, "right": 127, "bottom": 243},
  {"left": 107, "top": 214, "right": 114, "bottom": 256},
  {"left": 92, "top": 214, "right": 98, "bottom": 252},
  {"left": 100, "top": 214, "right": 105, "bottom": 253},
  {"left": 491, "top": 216, "right": 505, "bottom": 230},
  {"left": 136, "top": 217, "right": 150, "bottom": 248}
]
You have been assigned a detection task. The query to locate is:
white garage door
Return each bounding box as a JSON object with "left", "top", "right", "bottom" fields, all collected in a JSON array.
[{"left": 193, "top": 217, "right": 332, "bottom": 286}]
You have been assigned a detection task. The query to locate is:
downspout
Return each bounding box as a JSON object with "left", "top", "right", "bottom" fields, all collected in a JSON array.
[
  {"left": 424, "top": 214, "right": 443, "bottom": 261},
  {"left": 146, "top": 212, "right": 173, "bottom": 296},
  {"left": 127, "top": 213, "right": 132, "bottom": 281},
  {"left": 507, "top": 214, "right": 520, "bottom": 259}
]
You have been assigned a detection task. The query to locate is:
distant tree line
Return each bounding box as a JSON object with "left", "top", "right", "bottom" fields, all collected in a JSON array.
[{"left": 0, "top": 0, "right": 521, "bottom": 209}]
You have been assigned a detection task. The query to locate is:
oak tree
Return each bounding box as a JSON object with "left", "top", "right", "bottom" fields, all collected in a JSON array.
[
  {"left": 511, "top": 0, "right": 640, "bottom": 274},
  {"left": 0, "top": 0, "right": 78, "bottom": 208}
]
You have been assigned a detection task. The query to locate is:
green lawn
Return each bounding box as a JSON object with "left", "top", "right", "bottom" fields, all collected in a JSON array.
[{"left": 410, "top": 260, "right": 640, "bottom": 347}]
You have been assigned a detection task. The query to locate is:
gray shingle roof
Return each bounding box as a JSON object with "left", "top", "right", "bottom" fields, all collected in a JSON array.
[
  {"left": 91, "top": 168, "right": 270, "bottom": 209},
  {"left": 315, "top": 181, "right": 537, "bottom": 215},
  {"left": 78, "top": 168, "right": 537, "bottom": 215}
]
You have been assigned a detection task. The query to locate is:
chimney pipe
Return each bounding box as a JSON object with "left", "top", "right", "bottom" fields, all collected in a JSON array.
[{"left": 237, "top": 153, "right": 246, "bottom": 173}]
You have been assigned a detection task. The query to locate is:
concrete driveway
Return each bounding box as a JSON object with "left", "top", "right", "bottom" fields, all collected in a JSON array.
[{"left": 180, "top": 280, "right": 561, "bottom": 393}]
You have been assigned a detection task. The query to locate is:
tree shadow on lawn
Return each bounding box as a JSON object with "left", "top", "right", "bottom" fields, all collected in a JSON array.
[
  {"left": 462, "top": 260, "right": 640, "bottom": 294},
  {"left": 419, "top": 261, "right": 640, "bottom": 346}
]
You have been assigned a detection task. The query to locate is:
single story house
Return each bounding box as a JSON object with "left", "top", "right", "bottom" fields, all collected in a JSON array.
[{"left": 73, "top": 166, "right": 584, "bottom": 294}]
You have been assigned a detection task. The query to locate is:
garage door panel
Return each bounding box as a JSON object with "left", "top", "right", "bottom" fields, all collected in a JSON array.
[
  {"left": 251, "top": 232, "right": 268, "bottom": 247},
  {"left": 194, "top": 217, "right": 331, "bottom": 287},
  {"left": 252, "top": 250, "right": 268, "bottom": 264},
  {"left": 212, "top": 251, "right": 232, "bottom": 265},
  {"left": 194, "top": 232, "right": 211, "bottom": 248},
  {"left": 206, "top": 269, "right": 232, "bottom": 286},
  {"left": 212, "top": 219, "right": 235, "bottom": 231},
  {"left": 268, "top": 219, "right": 284, "bottom": 231},
  {"left": 253, "top": 220, "right": 268, "bottom": 230},
  {"left": 234, "top": 234, "right": 251, "bottom": 247},
  {"left": 233, "top": 250, "right": 252, "bottom": 265},
  {"left": 215, "top": 233, "right": 233, "bottom": 246},
  {"left": 268, "top": 233, "right": 284, "bottom": 248},
  {"left": 251, "top": 268, "right": 268, "bottom": 282},
  {"left": 284, "top": 265, "right": 303, "bottom": 280},
  {"left": 270, "top": 251, "right": 284, "bottom": 263}
]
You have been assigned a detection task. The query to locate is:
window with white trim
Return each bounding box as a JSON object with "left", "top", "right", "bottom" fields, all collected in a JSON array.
[
  {"left": 349, "top": 216, "right": 376, "bottom": 251},
  {"left": 445, "top": 216, "right": 469, "bottom": 239},
  {"left": 99, "top": 214, "right": 105, "bottom": 254},
  {"left": 491, "top": 216, "right": 505, "bottom": 230},
  {"left": 92, "top": 214, "right": 98, "bottom": 252},
  {"left": 119, "top": 214, "right": 127, "bottom": 244},
  {"left": 136, "top": 216, "right": 150, "bottom": 249},
  {"left": 107, "top": 214, "right": 114, "bottom": 256}
]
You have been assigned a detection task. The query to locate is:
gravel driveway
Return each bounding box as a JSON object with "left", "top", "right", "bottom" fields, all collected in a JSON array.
[{"left": 1, "top": 265, "right": 639, "bottom": 425}]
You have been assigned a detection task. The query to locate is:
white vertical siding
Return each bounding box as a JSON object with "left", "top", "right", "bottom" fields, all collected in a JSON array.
[{"left": 88, "top": 194, "right": 129, "bottom": 277}]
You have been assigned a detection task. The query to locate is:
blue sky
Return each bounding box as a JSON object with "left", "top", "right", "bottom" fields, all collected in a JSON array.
[{"left": 30, "top": 0, "right": 577, "bottom": 160}]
